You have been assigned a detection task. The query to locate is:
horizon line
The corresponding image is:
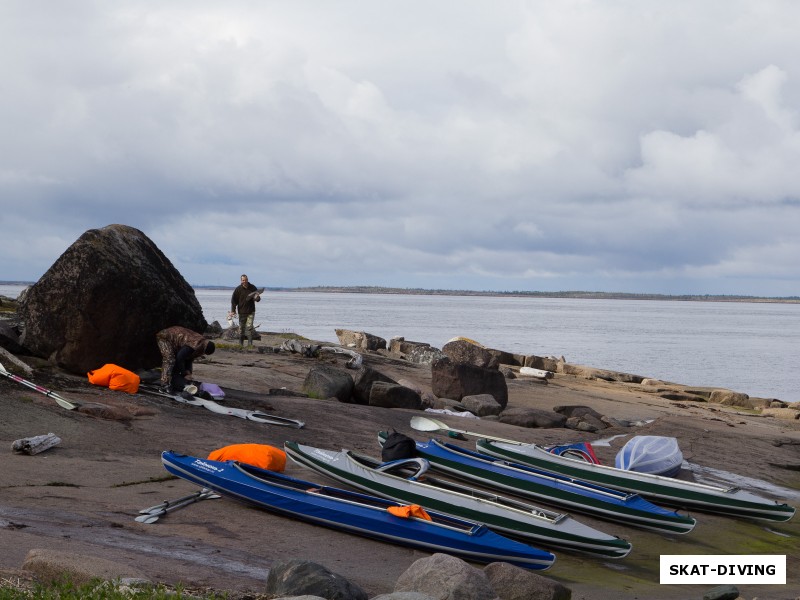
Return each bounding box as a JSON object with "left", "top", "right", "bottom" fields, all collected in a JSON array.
[{"left": 2, "top": 281, "right": 798, "bottom": 302}]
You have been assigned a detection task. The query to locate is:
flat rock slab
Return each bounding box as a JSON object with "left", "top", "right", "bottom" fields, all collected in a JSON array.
[{"left": 23, "top": 548, "right": 150, "bottom": 586}]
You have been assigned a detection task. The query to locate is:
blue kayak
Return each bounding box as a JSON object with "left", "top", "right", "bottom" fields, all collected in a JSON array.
[
  {"left": 378, "top": 435, "right": 696, "bottom": 535},
  {"left": 160, "top": 451, "right": 556, "bottom": 570}
]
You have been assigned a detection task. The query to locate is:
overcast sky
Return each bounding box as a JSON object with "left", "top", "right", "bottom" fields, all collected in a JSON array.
[{"left": 1, "top": 2, "right": 799, "bottom": 295}]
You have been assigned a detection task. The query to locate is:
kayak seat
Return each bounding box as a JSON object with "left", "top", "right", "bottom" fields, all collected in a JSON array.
[{"left": 376, "top": 457, "right": 430, "bottom": 481}]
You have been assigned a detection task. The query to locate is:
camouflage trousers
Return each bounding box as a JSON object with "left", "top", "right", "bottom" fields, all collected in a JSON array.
[
  {"left": 157, "top": 338, "right": 175, "bottom": 386},
  {"left": 240, "top": 313, "right": 255, "bottom": 344}
]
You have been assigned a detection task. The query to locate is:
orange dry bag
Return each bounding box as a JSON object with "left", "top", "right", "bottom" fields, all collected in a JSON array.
[
  {"left": 207, "top": 444, "right": 287, "bottom": 471},
  {"left": 87, "top": 363, "right": 140, "bottom": 394}
]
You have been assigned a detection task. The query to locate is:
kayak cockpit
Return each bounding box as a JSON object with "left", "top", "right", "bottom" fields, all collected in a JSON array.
[{"left": 375, "top": 457, "right": 430, "bottom": 480}]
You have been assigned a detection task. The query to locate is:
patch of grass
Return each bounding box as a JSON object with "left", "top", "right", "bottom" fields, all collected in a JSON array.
[
  {"left": 275, "top": 330, "right": 308, "bottom": 340},
  {"left": 213, "top": 342, "right": 241, "bottom": 350},
  {"left": 0, "top": 578, "right": 233, "bottom": 599}
]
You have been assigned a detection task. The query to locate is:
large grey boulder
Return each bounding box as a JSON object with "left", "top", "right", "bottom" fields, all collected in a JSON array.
[
  {"left": 431, "top": 357, "right": 508, "bottom": 408},
  {"left": 0, "top": 321, "right": 26, "bottom": 354},
  {"left": 18, "top": 225, "right": 206, "bottom": 374},
  {"left": 552, "top": 405, "right": 604, "bottom": 420},
  {"left": 554, "top": 405, "right": 610, "bottom": 431},
  {"left": 441, "top": 339, "right": 498, "bottom": 369},
  {"left": 460, "top": 394, "right": 503, "bottom": 417},
  {"left": 264, "top": 559, "right": 367, "bottom": 600},
  {"left": 389, "top": 338, "right": 445, "bottom": 365},
  {"left": 499, "top": 407, "right": 567, "bottom": 429},
  {"left": 369, "top": 382, "right": 422, "bottom": 410},
  {"left": 394, "top": 554, "right": 496, "bottom": 600},
  {"left": 710, "top": 389, "right": 750, "bottom": 407},
  {"left": 352, "top": 365, "right": 397, "bottom": 405},
  {"left": 302, "top": 364, "right": 354, "bottom": 402},
  {"left": 335, "top": 329, "right": 387, "bottom": 351},
  {"left": 483, "top": 562, "right": 571, "bottom": 600},
  {"left": 524, "top": 355, "right": 564, "bottom": 372}
]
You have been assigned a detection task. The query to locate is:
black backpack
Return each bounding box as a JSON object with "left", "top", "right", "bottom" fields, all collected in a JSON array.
[{"left": 381, "top": 430, "right": 417, "bottom": 462}]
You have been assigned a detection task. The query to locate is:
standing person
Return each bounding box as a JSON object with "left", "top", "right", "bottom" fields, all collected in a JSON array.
[
  {"left": 156, "top": 326, "right": 215, "bottom": 393},
  {"left": 229, "top": 273, "right": 261, "bottom": 347}
]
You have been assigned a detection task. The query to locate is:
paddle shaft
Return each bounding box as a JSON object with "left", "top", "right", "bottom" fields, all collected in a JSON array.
[
  {"left": 0, "top": 361, "right": 78, "bottom": 410},
  {"left": 135, "top": 490, "right": 219, "bottom": 523},
  {"left": 139, "top": 488, "right": 216, "bottom": 514}
]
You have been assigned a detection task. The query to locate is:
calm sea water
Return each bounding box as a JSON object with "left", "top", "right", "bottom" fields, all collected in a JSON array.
[
  {"left": 195, "top": 289, "right": 800, "bottom": 403},
  {"left": 2, "top": 284, "right": 798, "bottom": 403}
]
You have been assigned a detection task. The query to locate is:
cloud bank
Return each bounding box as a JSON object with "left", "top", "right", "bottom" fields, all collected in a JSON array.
[{"left": 2, "top": 1, "right": 799, "bottom": 295}]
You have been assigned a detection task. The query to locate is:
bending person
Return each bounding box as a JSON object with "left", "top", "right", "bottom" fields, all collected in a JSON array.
[{"left": 156, "top": 326, "right": 215, "bottom": 393}]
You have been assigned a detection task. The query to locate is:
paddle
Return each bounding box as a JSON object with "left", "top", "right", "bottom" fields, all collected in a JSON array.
[
  {"left": 135, "top": 489, "right": 220, "bottom": 524},
  {"left": 0, "top": 360, "right": 79, "bottom": 410},
  {"left": 409, "top": 416, "right": 524, "bottom": 446},
  {"left": 138, "top": 488, "right": 218, "bottom": 514}
]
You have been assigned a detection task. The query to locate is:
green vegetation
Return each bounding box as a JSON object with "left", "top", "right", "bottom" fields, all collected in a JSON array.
[{"left": 0, "top": 579, "right": 232, "bottom": 600}]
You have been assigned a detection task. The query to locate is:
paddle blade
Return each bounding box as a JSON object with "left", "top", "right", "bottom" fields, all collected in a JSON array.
[
  {"left": 52, "top": 395, "right": 79, "bottom": 410},
  {"left": 410, "top": 416, "right": 448, "bottom": 432},
  {"left": 134, "top": 513, "right": 160, "bottom": 524}
]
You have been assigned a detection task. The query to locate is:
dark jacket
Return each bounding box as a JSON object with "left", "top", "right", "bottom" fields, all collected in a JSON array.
[{"left": 231, "top": 282, "right": 260, "bottom": 315}]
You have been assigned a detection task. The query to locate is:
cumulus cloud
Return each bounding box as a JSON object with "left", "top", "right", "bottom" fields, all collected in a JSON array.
[{"left": 1, "top": 1, "right": 799, "bottom": 295}]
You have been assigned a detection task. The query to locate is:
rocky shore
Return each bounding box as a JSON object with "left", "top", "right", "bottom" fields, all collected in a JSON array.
[
  {"left": 2, "top": 327, "right": 800, "bottom": 600},
  {"left": 1, "top": 226, "right": 799, "bottom": 599}
]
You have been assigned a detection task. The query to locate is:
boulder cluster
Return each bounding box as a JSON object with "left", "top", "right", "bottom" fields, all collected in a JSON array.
[
  {"left": 2, "top": 223, "right": 797, "bottom": 432},
  {"left": 23, "top": 550, "right": 572, "bottom": 600},
  {"left": 319, "top": 328, "right": 798, "bottom": 426}
]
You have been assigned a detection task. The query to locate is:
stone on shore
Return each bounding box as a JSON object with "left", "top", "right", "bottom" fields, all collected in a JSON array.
[
  {"left": 22, "top": 548, "right": 150, "bottom": 587},
  {"left": 431, "top": 356, "right": 508, "bottom": 408},
  {"left": 18, "top": 224, "right": 206, "bottom": 374},
  {"left": 335, "top": 328, "right": 387, "bottom": 351},
  {"left": 483, "top": 562, "right": 572, "bottom": 600},
  {"left": 302, "top": 363, "right": 354, "bottom": 402},
  {"left": 393, "top": 554, "right": 496, "bottom": 600},
  {"left": 352, "top": 365, "right": 397, "bottom": 405},
  {"left": 369, "top": 381, "right": 422, "bottom": 409},
  {"left": 498, "top": 407, "right": 567, "bottom": 428},
  {"left": 264, "top": 559, "right": 367, "bottom": 600}
]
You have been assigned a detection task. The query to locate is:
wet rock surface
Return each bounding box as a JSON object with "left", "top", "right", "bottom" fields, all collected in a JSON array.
[{"left": 1, "top": 334, "right": 799, "bottom": 599}]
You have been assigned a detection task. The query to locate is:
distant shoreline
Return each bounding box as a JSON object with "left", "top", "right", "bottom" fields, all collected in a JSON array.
[
  {"left": 3, "top": 281, "right": 798, "bottom": 304},
  {"left": 197, "top": 285, "right": 800, "bottom": 303}
]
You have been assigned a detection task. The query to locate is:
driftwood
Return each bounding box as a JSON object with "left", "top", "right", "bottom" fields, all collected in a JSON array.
[
  {"left": 12, "top": 433, "right": 62, "bottom": 455},
  {"left": 0, "top": 346, "right": 31, "bottom": 374},
  {"left": 519, "top": 366, "right": 554, "bottom": 379}
]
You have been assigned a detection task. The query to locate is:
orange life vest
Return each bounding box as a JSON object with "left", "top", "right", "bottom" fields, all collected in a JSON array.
[
  {"left": 87, "top": 363, "right": 140, "bottom": 394},
  {"left": 207, "top": 444, "right": 287, "bottom": 472}
]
